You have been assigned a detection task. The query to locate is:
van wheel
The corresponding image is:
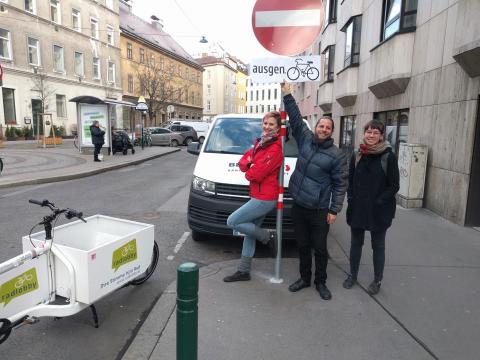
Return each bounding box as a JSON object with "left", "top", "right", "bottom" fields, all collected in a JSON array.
[
  {"left": 198, "top": 137, "right": 205, "bottom": 144},
  {"left": 192, "top": 230, "right": 207, "bottom": 241}
]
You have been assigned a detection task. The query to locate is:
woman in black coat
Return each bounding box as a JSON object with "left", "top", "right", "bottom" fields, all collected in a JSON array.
[{"left": 343, "top": 120, "right": 400, "bottom": 295}]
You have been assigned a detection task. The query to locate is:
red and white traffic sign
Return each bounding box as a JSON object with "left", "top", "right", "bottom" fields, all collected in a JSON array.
[{"left": 252, "top": 0, "right": 324, "bottom": 56}]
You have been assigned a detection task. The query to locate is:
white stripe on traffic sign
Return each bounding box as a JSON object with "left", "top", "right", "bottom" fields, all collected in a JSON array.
[{"left": 255, "top": 9, "right": 321, "bottom": 27}]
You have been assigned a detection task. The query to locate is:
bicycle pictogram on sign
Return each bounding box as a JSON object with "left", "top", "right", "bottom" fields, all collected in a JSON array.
[{"left": 287, "top": 58, "right": 320, "bottom": 81}]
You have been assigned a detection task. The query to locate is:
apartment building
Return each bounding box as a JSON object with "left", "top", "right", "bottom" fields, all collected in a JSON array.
[
  {"left": 246, "top": 81, "right": 281, "bottom": 115},
  {"left": 119, "top": 1, "right": 203, "bottom": 128},
  {"left": 291, "top": 0, "right": 480, "bottom": 227},
  {"left": 197, "top": 55, "right": 238, "bottom": 119},
  {"left": 0, "top": 0, "right": 122, "bottom": 135}
]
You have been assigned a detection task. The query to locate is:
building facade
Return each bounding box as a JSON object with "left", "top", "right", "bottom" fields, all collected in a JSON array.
[
  {"left": 246, "top": 81, "right": 281, "bottom": 115},
  {"left": 291, "top": 0, "right": 480, "bottom": 227},
  {"left": 120, "top": 1, "right": 203, "bottom": 128},
  {"left": 0, "top": 0, "right": 122, "bottom": 135}
]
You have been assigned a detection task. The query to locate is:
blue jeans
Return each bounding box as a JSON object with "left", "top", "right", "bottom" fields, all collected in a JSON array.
[{"left": 227, "top": 198, "right": 276, "bottom": 258}]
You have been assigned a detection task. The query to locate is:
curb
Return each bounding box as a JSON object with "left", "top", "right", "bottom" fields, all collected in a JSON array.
[{"left": 0, "top": 148, "right": 180, "bottom": 189}]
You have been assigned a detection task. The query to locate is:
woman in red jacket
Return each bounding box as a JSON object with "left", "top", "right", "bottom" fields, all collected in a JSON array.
[{"left": 223, "top": 111, "right": 283, "bottom": 282}]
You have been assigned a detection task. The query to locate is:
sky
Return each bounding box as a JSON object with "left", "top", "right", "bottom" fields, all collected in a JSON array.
[{"left": 133, "top": 0, "right": 274, "bottom": 63}]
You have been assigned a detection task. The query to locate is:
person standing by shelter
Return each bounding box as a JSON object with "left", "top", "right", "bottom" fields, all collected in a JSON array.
[
  {"left": 343, "top": 120, "right": 400, "bottom": 295},
  {"left": 223, "top": 111, "right": 283, "bottom": 282},
  {"left": 90, "top": 120, "right": 105, "bottom": 162},
  {"left": 281, "top": 82, "right": 347, "bottom": 300}
]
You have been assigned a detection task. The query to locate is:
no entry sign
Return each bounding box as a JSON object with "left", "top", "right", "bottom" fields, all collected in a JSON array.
[{"left": 252, "top": 0, "right": 324, "bottom": 56}]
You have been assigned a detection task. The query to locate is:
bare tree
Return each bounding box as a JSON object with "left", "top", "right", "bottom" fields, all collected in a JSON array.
[
  {"left": 31, "top": 69, "right": 56, "bottom": 135},
  {"left": 136, "top": 59, "right": 190, "bottom": 127}
]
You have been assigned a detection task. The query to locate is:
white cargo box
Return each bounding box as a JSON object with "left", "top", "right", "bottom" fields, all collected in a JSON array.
[{"left": 22, "top": 215, "right": 154, "bottom": 304}]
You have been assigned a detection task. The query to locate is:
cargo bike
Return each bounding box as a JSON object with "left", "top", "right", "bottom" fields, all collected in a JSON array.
[{"left": 0, "top": 199, "right": 159, "bottom": 344}]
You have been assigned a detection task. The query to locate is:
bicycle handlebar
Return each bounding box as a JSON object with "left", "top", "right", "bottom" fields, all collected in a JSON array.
[
  {"left": 28, "top": 199, "right": 87, "bottom": 223},
  {"left": 28, "top": 199, "right": 49, "bottom": 206}
]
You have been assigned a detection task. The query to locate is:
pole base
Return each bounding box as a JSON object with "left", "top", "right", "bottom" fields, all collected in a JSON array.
[{"left": 269, "top": 277, "right": 284, "bottom": 284}]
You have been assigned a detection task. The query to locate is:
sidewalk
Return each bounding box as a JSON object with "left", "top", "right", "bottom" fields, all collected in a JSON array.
[
  {"left": 123, "top": 206, "right": 480, "bottom": 360},
  {"left": 0, "top": 139, "right": 180, "bottom": 188}
]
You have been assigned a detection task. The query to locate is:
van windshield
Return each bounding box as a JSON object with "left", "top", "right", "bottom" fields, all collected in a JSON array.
[{"left": 203, "top": 117, "right": 299, "bottom": 157}]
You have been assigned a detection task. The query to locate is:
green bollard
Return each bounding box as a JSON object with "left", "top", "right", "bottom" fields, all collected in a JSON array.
[{"left": 177, "top": 262, "right": 199, "bottom": 360}]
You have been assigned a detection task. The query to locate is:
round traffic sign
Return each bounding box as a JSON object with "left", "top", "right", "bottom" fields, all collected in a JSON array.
[
  {"left": 252, "top": 0, "right": 324, "bottom": 56},
  {"left": 167, "top": 105, "right": 174, "bottom": 113}
]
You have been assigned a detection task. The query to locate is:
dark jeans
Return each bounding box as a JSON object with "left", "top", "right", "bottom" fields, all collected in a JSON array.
[
  {"left": 349, "top": 228, "right": 386, "bottom": 282},
  {"left": 94, "top": 144, "right": 102, "bottom": 160},
  {"left": 292, "top": 202, "right": 330, "bottom": 285}
]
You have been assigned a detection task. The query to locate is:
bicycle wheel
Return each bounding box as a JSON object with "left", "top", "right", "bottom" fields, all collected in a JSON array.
[
  {"left": 73, "top": 136, "right": 79, "bottom": 150},
  {"left": 307, "top": 67, "right": 320, "bottom": 81},
  {"left": 287, "top": 67, "right": 300, "bottom": 81},
  {"left": 129, "top": 241, "right": 159, "bottom": 285}
]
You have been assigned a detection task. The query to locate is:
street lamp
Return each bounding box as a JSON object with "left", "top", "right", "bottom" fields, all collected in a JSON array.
[{"left": 136, "top": 96, "right": 148, "bottom": 150}]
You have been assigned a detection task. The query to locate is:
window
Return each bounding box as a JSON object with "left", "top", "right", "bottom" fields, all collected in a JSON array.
[
  {"left": 340, "top": 115, "right": 356, "bottom": 151},
  {"left": 53, "top": 45, "right": 64, "bottom": 72},
  {"left": 27, "top": 37, "right": 40, "bottom": 66},
  {"left": 374, "top": 109, "right": 409, "bottom": 154},
  {"left": 92, "top": 57, "right": 100, "bottom": 79},
  {"left": 250, "top": 90, "right": 253, "bottom": 100},
  {"left": 274, "top": 88, "right": 277, "bottom": 99},
  {"left": 139, "top": 48, "right": 144, "bottom": 63},
  {"left": 56, "top": 94, "right": 66, "bottom": 118},
  {"left": 50, "top": 0, "right": 60, "bottom": 24},
  {"left": 324, "top": 0, "right": 337, "bottom": 26},
  {"left": 72, "top": 9, "right": 81, "bottom": 32},
  {"left": 159, "top": 57, "right": 164, "bottom": 69},
  {"left": 2, "top": 88, "right": 16, "bottom": 124},
  {"left": 250, "top": 106, "right": 253, "bottom": 113},
  {"left": 268, "top": 89, "right": 271, "bottom": 100},
  {"left": 107, "top": 61, "right": 115, "bottom": 84},
  {"left": 256, "top": 105, "right": 258, "bottom": 113},
  {"left": 322, "top": 45, "right": 335, "bottom": 81},
  {"left": 25, "top": 0, "right": 35, "bottom": 13},
  {"left": 107, "top": 25, "right": 114, "bottom": 45},
  {"left": 0, "top": 28, "right": 11, "bottom": 60},
  {"left": 262, "top": 90, "right": 265, "bottom": 100},
  {"left": 256, "top": 90, "right": 259, "bottom": 101},
  {"left": 126, "top": 43, "right": 132, "bottom": 59},
  {"left": 382, "top": 0, "right": 417, "bottom": 41},
  {"left": 150, "top": 54, "right": 155, "bottom": 66},
  {"left": 74, "top": 52, "right": 84, "bottom": 76},
  {"left": 90, "top": 18, "right": 99, "bottom": 39},
  {"left": 207, "top": 84, "right": 211, "bottom": 95},
  {"left": 342, "top": 16, "right": 362, "bottom": 68},
  {"left": 127, "top": 74, "right": 133, "bottom": 92},
  {"left": 207, "top": 100, "right": 211, "bottom": 111},
  {"left": 105, "top": 0, "right": 113, "bottom": 10}
]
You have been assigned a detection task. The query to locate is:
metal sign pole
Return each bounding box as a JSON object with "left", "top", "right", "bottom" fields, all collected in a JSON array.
[{"left": 270, "top": 107, "right": 286, "bottom": 284}]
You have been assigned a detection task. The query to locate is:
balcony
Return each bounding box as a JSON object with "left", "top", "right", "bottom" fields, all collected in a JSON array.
[
  {"left": 335, "top": 66, "right": 358, "bottom": 107},
  {"left": 368, "top": 32, "right": 415, "bottom": 99},
  {"left": 317, "top": 81, "right": 334, "bottom": 112}
]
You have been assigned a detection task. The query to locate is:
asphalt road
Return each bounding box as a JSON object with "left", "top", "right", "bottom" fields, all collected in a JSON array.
[{"left": 0, "top": 150, "right": 295, "bottom": 359}]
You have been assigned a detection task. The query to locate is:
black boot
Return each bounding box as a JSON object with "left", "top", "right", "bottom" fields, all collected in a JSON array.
[
  {"left": 223, "top": 271, "right": 250, "bottom": 282},
  {"left": 316, "top": 283, "right": 332, "bottom": 300},
  {"left": 288, "top": 278, "right": 310, "bottom": 292}
]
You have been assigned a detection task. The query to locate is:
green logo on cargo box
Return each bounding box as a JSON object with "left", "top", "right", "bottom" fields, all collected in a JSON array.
[
  {"left": 112, "top": 239, "right": 137, "bottom": 271},
  {"left": 0, "top": 268, "right": 39, "bottom": 307}
]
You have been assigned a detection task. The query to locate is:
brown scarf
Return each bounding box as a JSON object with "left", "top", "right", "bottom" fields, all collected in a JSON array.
[{"left": 355, "top": 140, "right": 390, "bottom": 166}]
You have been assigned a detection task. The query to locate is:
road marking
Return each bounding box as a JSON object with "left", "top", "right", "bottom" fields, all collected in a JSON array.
[
  {"left": 0, "top": 183, "right": 52, "bottom": 198},
  {"left": 166, "top": 231, "right": 190, "bottom": 260}
]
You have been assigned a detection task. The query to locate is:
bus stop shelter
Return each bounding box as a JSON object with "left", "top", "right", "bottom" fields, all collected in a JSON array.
[{"left": 69, "top": 96, "right": 136, "bottom": 154}]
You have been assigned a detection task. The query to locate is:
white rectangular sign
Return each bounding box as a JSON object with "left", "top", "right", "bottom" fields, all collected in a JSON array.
[
  {"left": 250, "top": 56, "right": 321, "bottom": 84},
  {"left": 79, "top": 104, "right": 110, "bottom": 147}
]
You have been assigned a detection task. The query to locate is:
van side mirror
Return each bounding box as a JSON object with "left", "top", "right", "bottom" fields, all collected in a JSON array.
[{"left": 187, "top": 141, "right": 202, "bottom": 155}]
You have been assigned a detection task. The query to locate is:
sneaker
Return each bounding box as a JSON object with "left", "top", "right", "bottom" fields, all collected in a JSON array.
[
  {"left": 223, "top": 271, "right": 250, "bottom": 282},
  {"left": 367, "top": 281, "right": 381, "bottom": 295},
  {"left": 343, "top": 275, "right": 356, "bottom": 289},
  {"left": 316, "top": 283, "right": 332, "bottom": 300}
]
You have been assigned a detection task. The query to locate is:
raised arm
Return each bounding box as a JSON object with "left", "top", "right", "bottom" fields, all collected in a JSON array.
[{"left": 281, "top": 82, "right": 312, "bottom": 146}]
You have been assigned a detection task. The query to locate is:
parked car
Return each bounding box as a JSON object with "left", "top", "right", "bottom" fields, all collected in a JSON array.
[
  {"left": 147, "top": 127, "right": 183, "bottom": 147},
  {"left": 171, "top": 120, "right": 209, "bottom": 144},
  {"left": 166, "top": 124, "right": 198, "bottom": 145}
]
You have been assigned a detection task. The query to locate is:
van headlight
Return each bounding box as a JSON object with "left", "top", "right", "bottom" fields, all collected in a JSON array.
[{"left": 192, "top": 176, "right": 215, "bottom": 195}]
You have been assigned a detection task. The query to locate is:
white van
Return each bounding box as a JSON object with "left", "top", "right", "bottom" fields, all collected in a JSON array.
[
  {"left": 171, "top": 120, "right": 209, "bottom": 144},
  {"left": 186, "top": 114, "right": 302, "bottom": 241}
]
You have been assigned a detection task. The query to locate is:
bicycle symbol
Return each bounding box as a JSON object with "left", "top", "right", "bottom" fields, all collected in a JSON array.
[
  {"left": 121, "top": 244, "right": 135, "bottom": 257},
  {"left": 15, "top": 273, "right": 33, "bottom": 288},
  {"left": 287, "top": 58, "right": 320, "bottom": 81}
]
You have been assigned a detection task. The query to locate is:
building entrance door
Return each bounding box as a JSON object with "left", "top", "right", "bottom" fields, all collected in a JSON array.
[
  {"left": 465, "top": 96, "right": 480, "bottom": 226},
  {"left": 31, "top": 99, "right": 43, "bottom": 136}
]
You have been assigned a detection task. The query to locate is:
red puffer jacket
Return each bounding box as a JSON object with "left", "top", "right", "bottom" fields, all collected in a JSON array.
[{"left": 238, "top": 138, "right": 283, "bottom": 201}]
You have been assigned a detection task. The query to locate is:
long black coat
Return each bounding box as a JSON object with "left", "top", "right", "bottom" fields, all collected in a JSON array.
[
  {"left": 90, "top": 125, "right": 105, "bottom": 145},
  {"left": 346, "top": 148, "right": 400, "bottom": 232}
]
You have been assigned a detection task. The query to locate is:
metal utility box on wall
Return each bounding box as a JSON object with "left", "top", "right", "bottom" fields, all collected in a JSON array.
[{"left": 397, "top": 143, "right": 428, "bottom": 208}]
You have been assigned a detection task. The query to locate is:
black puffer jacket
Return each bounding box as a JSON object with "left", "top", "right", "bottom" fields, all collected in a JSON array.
[
  {"left": 346, "top": 148, "right": 400, "bottom": 232},
  {"left": 90, "top": 125, "right": 105, "bottom": 145},
  {"left": 284, "top": 94, "right": 348, "bottom": 213}
]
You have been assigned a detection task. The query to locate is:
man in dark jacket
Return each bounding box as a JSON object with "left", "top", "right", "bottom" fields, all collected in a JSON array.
[
  {"left": 90, "top": 120, "right": 105, "bottom": 162},
  {"left": 281, "top": 82, "right": 348, "bottom": 300}
]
